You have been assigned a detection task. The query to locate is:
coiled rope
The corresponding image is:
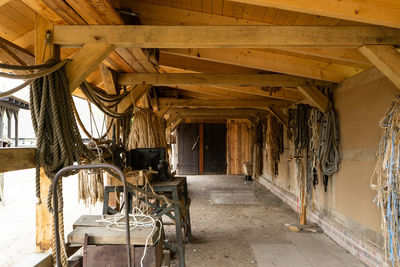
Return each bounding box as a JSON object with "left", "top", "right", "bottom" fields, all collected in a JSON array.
[
  {"left": 318, "top": 108, "right": 340, "bottom": 191},
  {"left": 0, "top": 60, "right": 70, "bottom": 98},
  {"left": 371, "top": 97, "right": 400, "bottom": 265},
  {"left": 28, "top": 60, "right": 95, "bottom": 267}
]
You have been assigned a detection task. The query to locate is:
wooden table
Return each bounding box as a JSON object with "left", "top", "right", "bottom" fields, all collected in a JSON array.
[{"left": 103, "top": 176, "right": 191, "bottom": 267}]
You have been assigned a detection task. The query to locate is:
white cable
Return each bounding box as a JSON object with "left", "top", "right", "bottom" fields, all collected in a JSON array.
[{"left": 96, "top": 207, "right": 163, "bottom": 267}]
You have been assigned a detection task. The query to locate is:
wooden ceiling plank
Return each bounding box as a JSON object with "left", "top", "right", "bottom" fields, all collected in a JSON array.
[
  {"left": 119, "top": 73, "right": 333, "bottom": 87},
  {"left": 277, "top": 47, "right": 371, "bottom": 66},
  {"left": 0, "top": 35, "right": 34, "bottom": 65},
  {"left": 159, "top": 52, "right": 260, "bottom": 74},
  {"left": 359, "top": 45, "right": 400, "bottom": 89},
  {"left": 53, "top": 25, "right": 400, "bottom": 48},
  {"left": 20, "top": 0, "right": 84, "bottom": 25},
  {"left": 0, "top": 0, "right": 10, "bottom": 7},
  {"left": 124, "top": 2, "right": 368, "bottom": 66},
  {"left": 226, "top": 0, "right": 400, "bottom": 29}
]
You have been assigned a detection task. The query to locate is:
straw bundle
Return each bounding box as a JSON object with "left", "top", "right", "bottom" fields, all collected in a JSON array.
[
  {"left": 78, "top": 170, "right": 104, "bottom": 206},
  {"left": 126, "top": 108, "right": 167, "bottom": 151}
]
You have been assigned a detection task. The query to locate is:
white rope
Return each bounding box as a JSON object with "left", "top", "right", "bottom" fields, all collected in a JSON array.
[{"left": 95, "top": 207, "right": 163, "bottom": 267}]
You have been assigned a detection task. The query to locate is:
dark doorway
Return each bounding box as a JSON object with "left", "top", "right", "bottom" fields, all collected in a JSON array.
[
  {"left": 177, "top": 123, "right": 199, "bottom": 174},
  {"left": 177, "top": 123, "right": 227, "bottom": 175},
  {"left": 204, "top": 124, "right": 227, "bottom": 174}
]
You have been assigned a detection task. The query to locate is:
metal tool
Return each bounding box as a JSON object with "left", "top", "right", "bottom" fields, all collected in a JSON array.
[{"left": 52, "top": 163, "right": 131, "bottom": 267}]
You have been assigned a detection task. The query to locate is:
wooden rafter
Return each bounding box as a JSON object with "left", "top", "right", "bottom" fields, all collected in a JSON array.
[
  {"left": 65, "top": 44, "right": 115, "bottom": 92},
  {"left": 297, "top": 86, "right": 330, "bottom": 112},
  {"left": 359, "top": 45, "right": 400, "bottom": 89},
  {"left": 155, "top": 98, "right": 290, "bottom": 108},
  {"left": 159, "top": 52, "right": 260, "bottom": 74},
  {"left": 117, "top": 84, "right": 152, "bottom": 112},
  {"left": 172, "top": 85, "right": 303, "bottom": 101},
  {"left": 53, "top": 25, "right": 400, "bottom": 48},
  {"left": 167, "top": 108, "right": 266, "bottom": 117},
  {"left": 163, "top": 48, "right": 368, "bottom": 82},
  {"left": 99, "top": 63, "right": 118, "bottom": 94},
  {"left": 119, "top": 73, "right": 333, "bottom": 87}
]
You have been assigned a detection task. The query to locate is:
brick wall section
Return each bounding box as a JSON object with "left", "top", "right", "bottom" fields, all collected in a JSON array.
[{"left": 259, "top": 177, "right": 387, "bottom": 267}]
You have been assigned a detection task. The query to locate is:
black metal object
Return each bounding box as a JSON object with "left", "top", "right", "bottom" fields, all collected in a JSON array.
[
  {"left": 126, "top": 148, "right": 166, "bottom": 171},
  {"left": 126, "top": 148, "right": 170, "bottom": 181},
  {"left": 103, "top": 177, "right": 192, "bottom": 267},
  {"left": 52, "top": 163, "right": 131, "bottom": 267}
]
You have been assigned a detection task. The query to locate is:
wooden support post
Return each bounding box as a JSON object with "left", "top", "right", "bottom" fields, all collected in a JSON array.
[
  {"left": 359, "top": 45, "right": 400, "bottom": 90},
  {"left": 14, "top": 111, "right": 18, "bottom": 147},
  {"left": 6, "top": 110, "right": 11, "bottom": 141},
  {"left": 266, "top": 107, "right": 288, "bottom": 127},
  {"left": 199, "top": 123, "right": 204, "bottom": 175},
  {"left": 0, "top": 109, "right": 3, "bottom": 140},
  {"left": 35, "top": 14, "right": 59, "bottom": 253},
  {"left": 297, "top": 86, "right": 330, "bottom": 113}
]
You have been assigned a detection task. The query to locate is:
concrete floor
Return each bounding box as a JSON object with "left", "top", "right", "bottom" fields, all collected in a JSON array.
[{"left": 167, "top": 175, "right": 364, "bottom": 267}]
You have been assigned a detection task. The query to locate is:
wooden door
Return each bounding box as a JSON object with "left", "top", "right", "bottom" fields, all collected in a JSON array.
[
  {"left": 177, "top": 123, "right": 199, "bottom": 174},
  {"left": 204, "top": 124, "right": 227, "bottom": 174}
]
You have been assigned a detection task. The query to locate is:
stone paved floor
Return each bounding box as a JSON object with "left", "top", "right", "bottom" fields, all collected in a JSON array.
[{"left": 167, "top": 175, "right": 365, "bottom": 267}]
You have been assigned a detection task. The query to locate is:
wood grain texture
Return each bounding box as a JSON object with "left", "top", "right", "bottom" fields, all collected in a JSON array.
[
  {"left": 53, "top": 25, "right": 400, "bottom": 48},
  {"left": 359, "top": 45, "right": 400, "bottom": 90},
  {"left": 119, "top": 73, "right": 333, "bottom": 87}
]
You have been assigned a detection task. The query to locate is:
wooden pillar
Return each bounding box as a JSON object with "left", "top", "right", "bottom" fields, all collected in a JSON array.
[
  {"left": 199, "top": 123, "right": 204, "bottom": 175},
  {"left": 35, "top": 14, "right": 59, "bottom": 252},
  {"left": 6, "top": 110, "right": 11, "bottom": 141},
  {"left": 0, "top": 108, "right": 4, "bottom": 141},
  {"left": 14, "top": 111, "right": 18, "bottom": 147}
]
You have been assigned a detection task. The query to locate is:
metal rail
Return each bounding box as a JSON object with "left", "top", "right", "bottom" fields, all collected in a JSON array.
[{"left": 52, "top": 163, "right": 131, "bottom": 267}]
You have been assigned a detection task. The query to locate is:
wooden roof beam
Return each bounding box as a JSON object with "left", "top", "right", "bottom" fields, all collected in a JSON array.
[
  {"left": 65, "top": 44, "right": 115, "bottom": 93},
  {"left": 127, "top": 2, "right": 372, "bottom": 66},
  {"left": 53, "top": 25, "right": 400, "bottom": 48},
  {"left": 99, "top": 63, "right": 118, "bottom": 94},
  {"left": 119, "top": 73, "right": 333, "bottom": 87},
  {"left": 163, "top": 48, "right": 368, "bottom": 83},
  {"left": 155, "top": 98, "right": 290, "bottom": 108},
  {"left": 359, "top": 45, "right": 400, "bottom": 90},
  {"left": 168, "top": 108, "right": 266, "bottom": 117},
  {"left": 297, "top": 86, "right": 329, "bottom": 112}
]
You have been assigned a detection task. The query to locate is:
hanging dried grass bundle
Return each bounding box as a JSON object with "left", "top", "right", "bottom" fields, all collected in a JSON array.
[
  {"left": 78, "top": 170, "right": 104, "bottom": 206},
  {"left": 126, "top": 108, "right": 167, "bottom": 151},
  {"left": 266, "top": 114, "right": 284, "bottom": 178}
]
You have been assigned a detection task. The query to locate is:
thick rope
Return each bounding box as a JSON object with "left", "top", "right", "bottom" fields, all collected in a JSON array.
[
  {"left": 80, "top": 82, "right": 134, "bottom": 118},
  {"left": 0, "top": 60, "right": 70, "bottom": 80},
  {"left": 71, "top": 97, "right": 114, "bottom": 141},
  {"left": 317, "top": 108, "right": 340, "bottom": 191},
  {"left": 30, "top": 62, "right": 95, "bottom": 267}
]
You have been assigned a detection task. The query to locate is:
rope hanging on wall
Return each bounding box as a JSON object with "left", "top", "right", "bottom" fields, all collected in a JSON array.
[
  {"left": 318, "top": 108, "right": 340, "bottom": 191},
  {"left": 266, "top": 114, "right": 284, "bottom": 178},
  {"left": 371, "top": 97, "right": 400, "bottom": 265}
]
